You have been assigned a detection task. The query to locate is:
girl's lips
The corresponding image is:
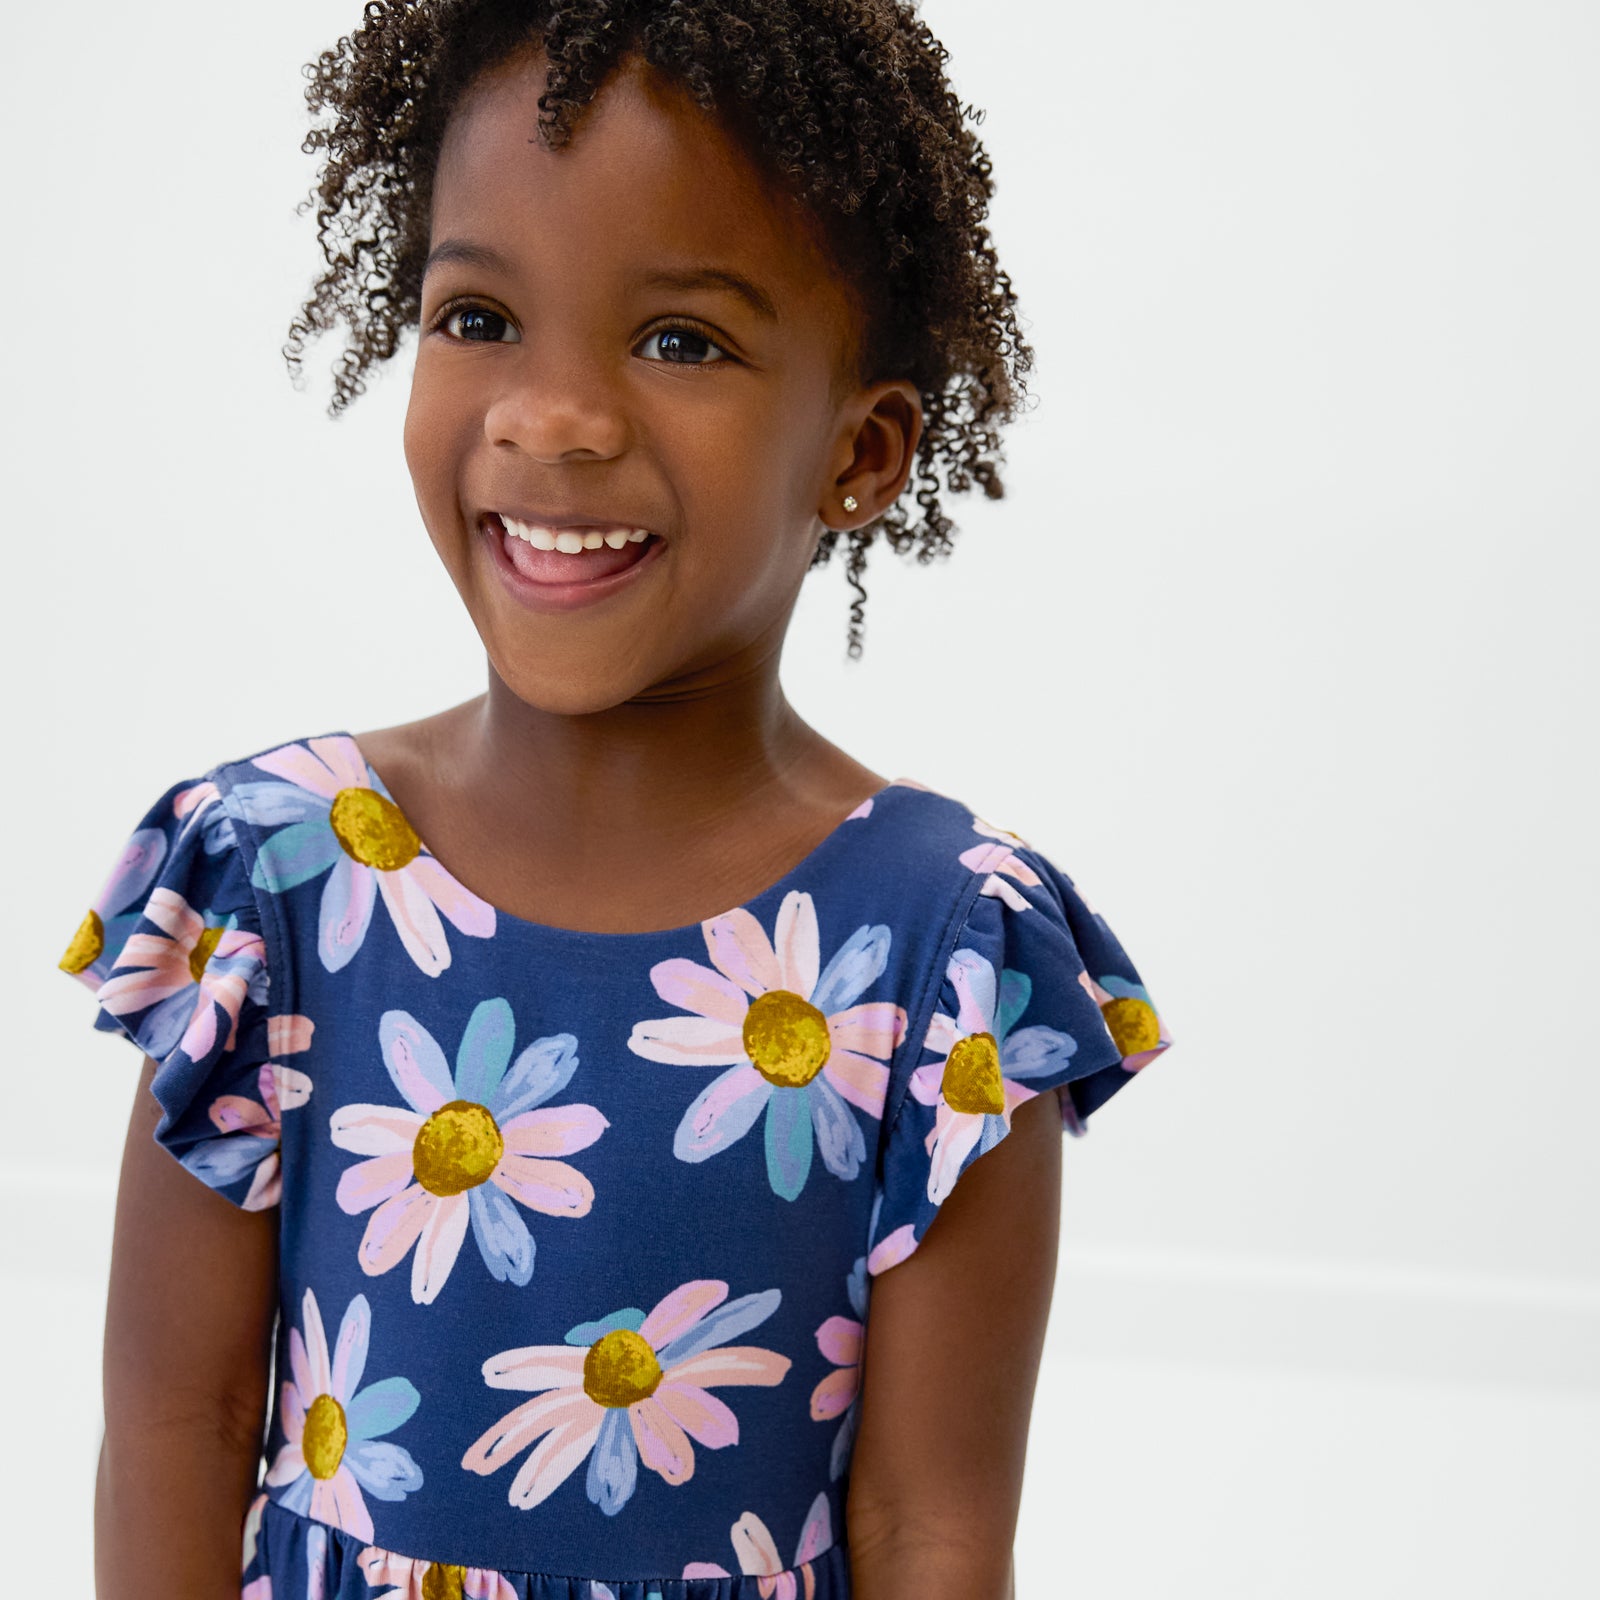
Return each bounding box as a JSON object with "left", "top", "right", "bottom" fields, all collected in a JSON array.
[{"left": 480, "top": 513, "right": 665, "bottom": 612}]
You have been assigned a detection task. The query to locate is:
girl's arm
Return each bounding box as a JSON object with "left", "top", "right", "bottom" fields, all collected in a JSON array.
[
  {"left": 97, "top": 1056, "right": 278, "bottom": 1600},
  {"left": 846, "top": 1085, "right": 1064, "bottom": 1599}
]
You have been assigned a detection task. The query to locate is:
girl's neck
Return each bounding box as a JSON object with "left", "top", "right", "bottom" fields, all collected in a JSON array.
[{"left": 351, "top": 663, "right": 887, "bottom": 935}]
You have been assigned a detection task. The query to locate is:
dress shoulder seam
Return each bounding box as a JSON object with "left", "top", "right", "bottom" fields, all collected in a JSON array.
[{"left": 211, "top": 757, "right": 297, "bottom": 1029}]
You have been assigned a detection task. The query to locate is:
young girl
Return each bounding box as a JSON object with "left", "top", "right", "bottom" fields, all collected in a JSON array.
[{"left": 60, "top": 3, "right": 1174, "bottom": 1596}]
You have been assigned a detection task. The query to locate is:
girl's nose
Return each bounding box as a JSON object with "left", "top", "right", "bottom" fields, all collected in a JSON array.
[{"left": 481, "top": 353, "right": 628, "bottom": 463}]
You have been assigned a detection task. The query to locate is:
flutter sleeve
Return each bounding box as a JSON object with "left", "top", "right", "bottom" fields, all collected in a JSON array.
[
  {"left": 865, "top": 840, "right": 1175, "bottom": 1275},
  {"left": 56, "top": 773, "right": 307, "bottom": 1209}
]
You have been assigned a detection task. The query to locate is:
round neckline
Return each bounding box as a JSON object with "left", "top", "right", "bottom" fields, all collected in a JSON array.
[{"left": 333, "top": 729, "right": 910, "bottom": 944}]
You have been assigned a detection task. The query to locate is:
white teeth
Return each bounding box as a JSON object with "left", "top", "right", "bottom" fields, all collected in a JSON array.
[{"left": 499, "top": 515, "right": 655, "bottom": 554}]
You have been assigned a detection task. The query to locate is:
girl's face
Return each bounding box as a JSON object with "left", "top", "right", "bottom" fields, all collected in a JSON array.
[{"left": 404, "top": 47, "right": 914, "bottom": 715}]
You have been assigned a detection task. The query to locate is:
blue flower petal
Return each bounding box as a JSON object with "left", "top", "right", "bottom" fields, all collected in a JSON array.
[
  {"left": 251, "top": 819, "right": 342, "bottom": 894},
  {"left": 317, "top": 852, "right": 375, "bottom": 975},
  {"left": 564, "top": 1308, "right": 647, "bottom": 1346},
  {"left": 587, "top": 1407, "right": 637, "bottom": 1516},
  {"left": 673, "top": 1064, "right": 771, "bottom": 1164},
  {"left": 344, "top": 1376, "right": 420, "bottom": 1443},
  {"left": 136, "top": 989, "right": 201, "bottom": 1062},
  {"left": 809, "top": 1075, "right": 865, "bottom": 1182},
  {"left": 342, "top": 1438, "right": 424, "bottom": 1502},
  {"left": 181, "top": 1136, "right": 272, "bottom": 1191},
  {"left": 230, "top": 780, "right": 333, "bottom": 829},
  {"left": 457, "top": 997, "right": 517, "bottom": 1105},
  {"left": 470, "top": 1183, "right": 535, "bottom": 1287},
  {"left": 655, "top": 1288, "right": 782, "bottom": 1367},
  {"left": 764, "top": 1084, "right": 814, "bottom": 1200},
  {"left": 1002, "top": 1023, "right": 1080, "bottom": 1080},
  {"left": 491, "top": 1033, "right": 580, "bottom": 1120},
  {"left": 378, "top": 1011, "right": 455, "bottom": 1112},
  {"left": 811, "top": 924, "right": 892, "bottom": 1014},
  {"left": 994, "top": 967, "right": 1033, "bottom": 1044}
]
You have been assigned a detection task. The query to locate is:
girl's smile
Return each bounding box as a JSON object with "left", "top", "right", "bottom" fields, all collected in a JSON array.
[{"left": 480, "top": 507, "right": 667, "bottom": 613}]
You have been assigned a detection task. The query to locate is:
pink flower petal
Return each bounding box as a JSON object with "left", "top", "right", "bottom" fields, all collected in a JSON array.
[
  {"left": 300, "top": 1289, "right": 332, "bottom": 1395},
  {"left": 651, "top": 1380, "right": 740, "bottom": 1449},
  {"left": 268, "top": 1013, "right": 315, "bottom": 1057},
  {"left": 629, "top": 1396, "right": 696, "bottom": 1485},
  {"left": 264, "top": 1439, "right": 305, "bottom": 1486},
  {"left": 358, "top": 1185, "right": 434, "bottom": 1275},
  {"left": 730, "top": 1510, "right": 784, "bottom": 1575},
  {"left": 408, "top": 853, "right": 497, "bottom": 938},
  {"left": 866, "top": 1223, "right": 918, "bottom": 1275},
  {"left": 288, "top": 1327, "right": 314, "bottom": 1403},
  {"left": 822, "top": 1049, "right": 889, "bottom": 1119},
  {"left": 815, "top": 1315, "right": 863, "bottom": 1367},
  {"left": 702, "top": 907, "right": 780, "bottom": 997},
  {"left": 639, "top": 1280, "right": 729, "bottom": 1352},
  {"left": 809, "top": 1365, "right": 860, "bottom": 1421},
  {"left": 330, "top": 1104, "right": 424, "bottom": 1157},
  {"left": 208, "top": 1095, "right": 275, "bottom": 1136},
  {"left": 313, "top": 1464, "right": 373, "bottom": 1541},
  {"left": 480, "top": 1346, "right": 588, "bottom": 1393},
  {"left": 378, "top": 868, "right": 450, "bottom": 978},
  {"left": 647, "top": 957, "right": 750, "bottom": 1025},
  {"left": 773, "top": 891, "right": 819, "bottom": 999},
  {"left": 242, "top": 1153, "right": 281, "bottom": 1212},
  {"left": 500, "top": 1103, "right": 609, "bottom": 1158},
  {"left": 908, "top": 1061, "right": 943, "bottom": 1106},
  {"left": 626, "top": 1014, "right": 746, "bottom": 1065},
  {"left": 280, "top": 1380, "right": 307, "bottom": 1444},
  {"left": 252, "top": 741, "right": 342, "bottom": 799},
  {"left": 311, "top": 735, "right": 371, "bottom": 789},
  {"left": 924, "top": 1011, "right": 959, "bottom": 1055},
  {"left": 926, "top": 1110, "right": 986, "bottom": 1205},
  {"left": 827, "top": 1002, "right": 904, "bottom": 1059},
  {"left": 665, "top": 1346, "right": 791, "bottom": 1389},
  {"left": 336, "top": 1151, "right": 415, "bottom": 1215},
  {"left": 506, "top": 1411, "right": 604, "bottom": 1511},
  {"left": 411, "top": 1191, "right": 469, "bottom": 1303},
  {"left": 270, "top": 1064, "right": 313, "bottom": 1112},
  {"left": 492, "top": 1155, "right": 595, "bottom": 1217},
  {"left": 462, "top": 1387, "right": 597, "bottom": 1476}
]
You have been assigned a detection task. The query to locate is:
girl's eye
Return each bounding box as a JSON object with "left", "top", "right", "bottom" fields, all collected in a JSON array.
[
  {"left": 436, "top": 304, "right": 519, "bottom": 343},
  {"left": 637, "top": 324, "right": 732, "bottom": 367}
]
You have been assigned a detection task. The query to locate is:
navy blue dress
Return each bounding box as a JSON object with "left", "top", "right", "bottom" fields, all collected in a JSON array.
[{"left": 58, "top": 730, "right": 1174, "bottom": 1599}]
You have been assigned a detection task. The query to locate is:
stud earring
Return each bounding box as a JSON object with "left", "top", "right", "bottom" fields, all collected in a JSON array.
[{"left": 842, "top": 495, "right": 858, "bottom": 512}]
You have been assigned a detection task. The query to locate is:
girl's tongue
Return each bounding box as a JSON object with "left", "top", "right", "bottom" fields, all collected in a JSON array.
[{"left": 496, "top": 516, "right": 653, "bottom": 583}]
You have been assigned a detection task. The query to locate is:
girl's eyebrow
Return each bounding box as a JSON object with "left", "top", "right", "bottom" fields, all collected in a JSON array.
[
  {"left": 423, "top": 237, "right": 778, "bottom": 324},
  {"left": 637, "top": 267, "right": 779, "bottom": 324}
]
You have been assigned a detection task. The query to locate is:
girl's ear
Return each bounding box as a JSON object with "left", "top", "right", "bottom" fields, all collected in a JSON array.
[{"left": 825, "top": 380, "right": 924, "bottom": 529}]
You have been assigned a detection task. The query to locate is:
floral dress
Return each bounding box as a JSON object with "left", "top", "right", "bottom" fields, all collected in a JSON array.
[{"left": 58, "top": 730, "right": 1175, "bottom": 1599}]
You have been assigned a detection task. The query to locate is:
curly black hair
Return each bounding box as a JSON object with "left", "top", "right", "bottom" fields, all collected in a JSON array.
[{"left": 284, "top": 0, "right": 1035, "bottom": 658}]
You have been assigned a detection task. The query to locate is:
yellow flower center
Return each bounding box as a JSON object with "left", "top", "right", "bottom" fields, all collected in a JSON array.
[
  {"left": 582, "top": 1327, "right": 663, "bottom": 1408},
  {"left": 59, "top": 909, "right": 105, "bottom": 974},
  {"left": 941, "top": 1031, "right": 1006, "bottom": 1115},
  {"left": 302, "top": 1393, "right": 347, "bottom": 1480},
  {"left": 188, "top": 924, "right": 224, "bottom": 983},
  {"left": 743, "top": 989, "right": 831, "bottom": 1088},
  {"left": 412, "top": 1100, "right": 504, "bottom": 1197},
  {"left": 328, "top": 785, "right": 422, "bottom": 871},
  {"left": 422, "top": 1564, "right": 466, "bottom": 1600},
  {"left": 1101, "top": 996, "right": 1161, "bottom": 1057}
]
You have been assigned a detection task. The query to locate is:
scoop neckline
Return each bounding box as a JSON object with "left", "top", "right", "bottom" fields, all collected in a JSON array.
[{"left": 329, "top": 728, "right": 909, "bottom": 945}]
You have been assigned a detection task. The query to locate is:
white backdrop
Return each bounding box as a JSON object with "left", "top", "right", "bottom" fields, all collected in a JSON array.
[{"left": 5, "top": 0, "right": 1596, "bottom": 1591}]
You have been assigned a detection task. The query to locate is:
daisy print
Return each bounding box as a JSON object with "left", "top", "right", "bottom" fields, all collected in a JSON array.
[
  {"left": 233, "top": 734, "right": 494, "bottom": 976},
  {"left": 185, "top": 1013, "right": 315, "bottom": 1209},
  {"left": 1082, "top": 970, "right": 1170, "bottom": 1071},
  {"left": 357, "top": 1546, "right": 516, "bottom": 1600},
  {"left": 627, "top": 891, "right": 906, "bottom": 1201},
  {"left": 809, "top": 1256, "right": 868, "bottom": 1480},
  {"left": 959, "top": 815, "right": 1042, "bottom": 913},
  {"left": 83, "top": 886, "right": 268, "bottom": 1066},
  {"left": 266, "top": 1290, "right": 422, "bottom": 1543},
  {"left": 331, "top": 999, "right": 607, "bottom": 1305},
  {"left": 463, "top": 1278, "right": 791, "bottom": 1515},
  {"left": 911, "top": 948, "right": 1083, "bottom": 1205},
  {"left": 683, "top": 1490, "right": 834, "bottom": 1598}
]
